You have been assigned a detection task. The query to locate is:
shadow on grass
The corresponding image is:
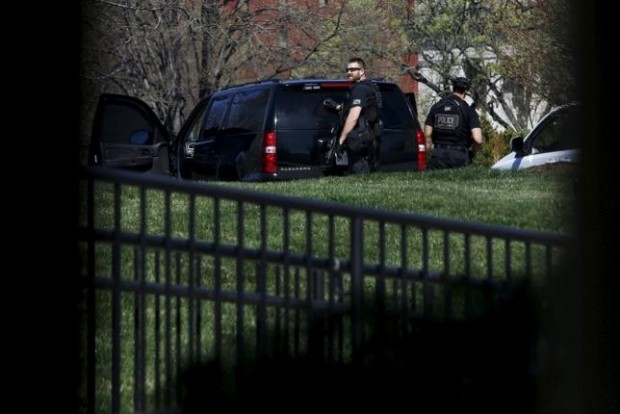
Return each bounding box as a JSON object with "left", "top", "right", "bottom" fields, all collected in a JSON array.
[{"left": 179, "top": 281, "right": 540, "bottom": 412}]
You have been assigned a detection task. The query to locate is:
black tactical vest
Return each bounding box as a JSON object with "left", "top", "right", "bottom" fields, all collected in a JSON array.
[
  {"left": 357, "top": 80, "right": 382, "bottom": 136},
  {"left": 432, "top": 97, "right": 465, "bottom": 140}
]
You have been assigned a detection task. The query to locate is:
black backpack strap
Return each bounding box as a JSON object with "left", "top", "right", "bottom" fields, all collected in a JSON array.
[
  {"left": 357, "top": 80, "right": 381, "bottom": 130},
  {"left": 452, "top": 98, "right": 476, "bottom": 146},
  {"left": 451, "top": 98, "right": 468, "bottom": 126}
]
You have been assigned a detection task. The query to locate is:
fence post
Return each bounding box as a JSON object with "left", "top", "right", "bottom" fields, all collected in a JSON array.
[{"left": 350, "top": 216, "right": 364, "bottom": 366}]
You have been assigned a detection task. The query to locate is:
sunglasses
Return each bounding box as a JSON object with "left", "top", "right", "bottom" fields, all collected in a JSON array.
[{"left": 346, "top": 67, "right": 362, "bottom": 72}]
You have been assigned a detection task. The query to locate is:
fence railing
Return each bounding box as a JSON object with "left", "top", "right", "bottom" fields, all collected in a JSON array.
[{"left": 77, "top": 167, "right": 574, "bottom": 413}]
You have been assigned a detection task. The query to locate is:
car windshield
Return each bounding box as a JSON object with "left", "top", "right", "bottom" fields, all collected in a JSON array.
[{"left": 529, "top": 105, "right": 580, "bottom": 154}]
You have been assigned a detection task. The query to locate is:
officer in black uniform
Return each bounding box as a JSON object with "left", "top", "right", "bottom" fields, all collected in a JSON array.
[
  {"left": 424, "top": 77, "right": 483, "bottom": 169},
  {"left": 338, "top": 57, "right": 382, "bottom": 174}
]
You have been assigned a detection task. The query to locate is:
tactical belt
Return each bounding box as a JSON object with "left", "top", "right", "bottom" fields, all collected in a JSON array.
[{"left": 435, "top": 143, "right": 467, "bottom": 151}]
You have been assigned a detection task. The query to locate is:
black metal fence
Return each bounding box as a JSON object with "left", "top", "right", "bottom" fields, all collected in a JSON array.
[{"left": 77, "top": 167, "right": 574, "bottom": 413}]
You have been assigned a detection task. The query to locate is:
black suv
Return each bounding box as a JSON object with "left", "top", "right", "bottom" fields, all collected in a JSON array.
[{"left": 90, "top": 79, "right": 426, "bottom": 181}]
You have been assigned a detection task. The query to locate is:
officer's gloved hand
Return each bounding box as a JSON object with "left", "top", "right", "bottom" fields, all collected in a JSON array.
[
  {"left": 323, "top": 98, "right": 341, "bottom": 111},
  {"left": 335, "top": 139, "right": 344, "bottom": 154}
]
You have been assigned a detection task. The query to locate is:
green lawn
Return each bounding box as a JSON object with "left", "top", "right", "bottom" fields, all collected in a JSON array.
[
  {"left": 79, "top": 164, "right": 578, "bottom": 413},
  {"left": 222, "top": 165, "right": 578, "bottom": 235}
]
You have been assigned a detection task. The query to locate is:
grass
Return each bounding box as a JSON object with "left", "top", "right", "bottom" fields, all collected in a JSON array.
[
  {"left": 82, "top": 165, "right": 575, "bottom": 284},
  {"left": 79, "top": 165, "right": 578, "bottom": 412},
  {"left": 82, "top": 165, "right": 577, "bottom": 235},
  {"left": 223, "top": 165, "right": 578, "bottom": 234}
]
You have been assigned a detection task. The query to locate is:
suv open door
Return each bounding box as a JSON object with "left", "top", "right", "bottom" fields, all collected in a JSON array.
[{"left": 89, "top": 94, "right": 172, "bottom": 174}]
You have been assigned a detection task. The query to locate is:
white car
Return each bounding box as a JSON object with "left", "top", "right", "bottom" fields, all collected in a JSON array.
[{"left": 491, "top": 102, "right": 580, "bottom": 171}]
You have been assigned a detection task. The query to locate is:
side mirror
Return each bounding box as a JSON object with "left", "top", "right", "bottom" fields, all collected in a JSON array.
[{"left": 510, "top": 136, "right": 525, "bottom": 155}]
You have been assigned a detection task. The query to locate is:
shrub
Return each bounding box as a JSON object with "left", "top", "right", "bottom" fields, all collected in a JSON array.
[{"left": 472, "top": 117, "right": 516, "bottom": 167}]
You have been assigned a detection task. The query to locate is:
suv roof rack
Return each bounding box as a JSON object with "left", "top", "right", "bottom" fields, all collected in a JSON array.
[{"left": 200, "top": 77, "right": 394, "bottom": 99}]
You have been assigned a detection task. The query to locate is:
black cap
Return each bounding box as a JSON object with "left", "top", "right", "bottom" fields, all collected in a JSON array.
[{"left": 451, "top": 77, "right": 470, "bottom": 91}]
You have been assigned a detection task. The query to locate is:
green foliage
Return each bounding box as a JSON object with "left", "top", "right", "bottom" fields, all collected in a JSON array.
[
  {"left": 472, "top": 116, "right": 514, "bottom": 167},
  {"left": 411, "top": 0, "right": 577, "bottom": 132},
  {"left": 292, "top": 1, "right": 414, "bottom": 81}
]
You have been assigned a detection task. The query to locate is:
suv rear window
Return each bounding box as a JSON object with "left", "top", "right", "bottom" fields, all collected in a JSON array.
[
  {"left": 275, "top": 82, "right": 416, "bottom": 130},
  {"left": 275, "top": 83, "right": 347, "bottom": 130},
  {"left": 380, "top": 85, "right": 417, "bottom": 129},
  {"left": 224, "top": 88, "right": 270, "bottom": 133}
]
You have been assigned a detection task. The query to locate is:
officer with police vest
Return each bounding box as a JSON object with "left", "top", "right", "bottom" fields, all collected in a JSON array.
[
  {"left": 424, "top": 77, "right": 483, "bottom": 169},
  {"left": 338, "top": 57, "right": 382, "bottom": 174}
]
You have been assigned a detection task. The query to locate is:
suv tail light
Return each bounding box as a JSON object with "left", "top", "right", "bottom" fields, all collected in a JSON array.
[
  {"left": 416, "top": 129, "right": 426, "bottom": 170},
  {"left": 262, "top": 131, "right": 277, "bottom": 174}
]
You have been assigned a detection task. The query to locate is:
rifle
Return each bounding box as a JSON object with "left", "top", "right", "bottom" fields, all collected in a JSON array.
[
  {"left": 322, "top": 98, "right": 348, "bottom": 166},
  {"left": 323, "top": 132, "right": 348, "bottom": 166}
]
